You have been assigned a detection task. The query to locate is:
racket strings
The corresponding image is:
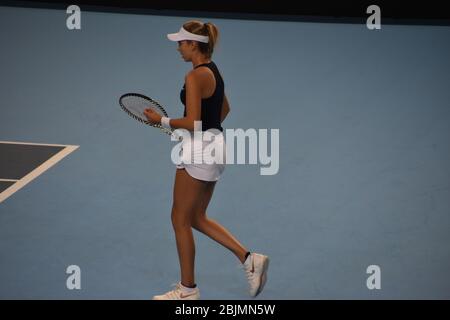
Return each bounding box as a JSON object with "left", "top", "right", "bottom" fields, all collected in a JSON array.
[{"left": 119, "top": 93, "right": 177, "bottom": 138}]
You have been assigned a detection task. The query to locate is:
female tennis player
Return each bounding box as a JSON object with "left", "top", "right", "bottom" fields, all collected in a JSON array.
[{"left": 144, "top": 20, "right": 269, "bottom": 300}]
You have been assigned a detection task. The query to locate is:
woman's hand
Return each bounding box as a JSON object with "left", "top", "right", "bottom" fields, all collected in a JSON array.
[{"left": 143, "top": 108, "right": 162, "bottom": 124}]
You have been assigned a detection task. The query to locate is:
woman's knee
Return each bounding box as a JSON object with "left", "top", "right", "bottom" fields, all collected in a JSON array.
[
  {"left": 191, "top": 213, "right": 207, "bottom": 231},
  {"left": 171, "top": 208, "right": 193, "bottom": 230}
]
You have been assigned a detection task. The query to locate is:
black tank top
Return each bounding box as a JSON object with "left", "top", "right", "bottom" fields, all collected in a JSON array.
[{"left": 180, "top": 61, "right": 224, "bottom": 132}]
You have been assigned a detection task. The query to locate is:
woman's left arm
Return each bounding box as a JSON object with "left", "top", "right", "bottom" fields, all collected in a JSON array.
[
  {"left": 165, "top": 72, "right": 202, "bottom": 131},
  {"left": 143, "top": 71, "right": 201, "bottom": 131}
]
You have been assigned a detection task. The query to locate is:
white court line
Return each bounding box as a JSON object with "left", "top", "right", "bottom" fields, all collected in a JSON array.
[
  {"left": 0, "top": 143, "right": 79, "bottom": 204},
  {"left": 0, "top": 179, "right": 19, "bottom": 182},
  {"left": 0, "top": 140, "right": 71, "bottom": 147}
]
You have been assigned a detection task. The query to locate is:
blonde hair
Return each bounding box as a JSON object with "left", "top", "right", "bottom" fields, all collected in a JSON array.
[{"left": 183, "top": 20, "right": 219, "bottom": 59}]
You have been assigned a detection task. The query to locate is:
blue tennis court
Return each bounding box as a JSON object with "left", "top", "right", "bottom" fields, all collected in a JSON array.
[{"left": 1, "top": 4, "right": 450, "bottom": 299}]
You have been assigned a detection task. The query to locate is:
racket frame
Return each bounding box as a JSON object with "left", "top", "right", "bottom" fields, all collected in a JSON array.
[{"left": 119, "top": 92, "right": 174, "bottom": 136}]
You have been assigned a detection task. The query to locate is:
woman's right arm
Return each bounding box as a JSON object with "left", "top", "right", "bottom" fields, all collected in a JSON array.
[{"left": 220, "top": 94, "right": 230, "bottom": 123}]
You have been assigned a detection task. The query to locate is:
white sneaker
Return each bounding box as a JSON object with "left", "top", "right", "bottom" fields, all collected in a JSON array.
[
  {"left": 152, "top": 282, "right": 200, "bottom": 300},
  {"left": 243, "top": 253, "right": 270, "bottom": 297}
]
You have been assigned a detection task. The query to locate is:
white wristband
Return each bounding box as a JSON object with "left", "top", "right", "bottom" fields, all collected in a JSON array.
[{"left": 161, "top": 116, "right": 171, "bottom": 129}]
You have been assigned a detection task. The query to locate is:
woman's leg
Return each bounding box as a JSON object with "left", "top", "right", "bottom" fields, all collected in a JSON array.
[
  {"left": 191, "top": 180, "right": 249, "bottom": 264},
  {"left": 171, "top": 168, "right": 208, "bottom": 287}
]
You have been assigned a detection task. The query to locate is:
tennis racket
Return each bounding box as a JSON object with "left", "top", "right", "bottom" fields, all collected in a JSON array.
[{"left": 119, "top": 93, "right": 181, "bottom": 140}]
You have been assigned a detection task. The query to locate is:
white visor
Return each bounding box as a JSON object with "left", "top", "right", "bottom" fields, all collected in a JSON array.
[{"left": 167, "top": 27, "right": 209, "bottom": 43}]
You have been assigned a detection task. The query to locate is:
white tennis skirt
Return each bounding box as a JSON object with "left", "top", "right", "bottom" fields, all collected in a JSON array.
[{"left": 175, "top": 131, "right": 226, "bottom": 182}]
